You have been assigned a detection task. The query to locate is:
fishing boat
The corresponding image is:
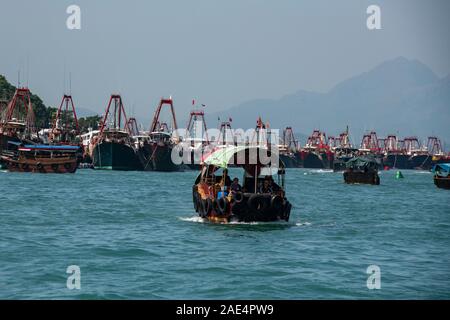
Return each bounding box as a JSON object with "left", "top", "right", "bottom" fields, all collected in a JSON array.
[
  {"left": 329, "top": 127, "right": 358, "bottom": 171},
  {"left": 0, "top": 88, "right": 38, "bottom": 152},
  {"left": 432, "top": 163, "right": 450, "bottom": 189},
  {"left": 359, "top": 131, "right": 384, "bottom": 169},
  {"left": 301, "top": 130, "right": 332, "bottom": 169},
  {"left": 382, "top": 135, "right": 409, "bottom": 169},
  {"left": 428, "top": 137, "right": 449, "bottom": 167},
  {"left": 279, "top": 148, "right": 298, "bottom": 168},
  {"left": 92, "top": 94, "right": 142, "bottom": 170},
  {"left": 192, "top": 146, "right": 292, "bottom": 223},
  {"left": 49, "top": 94, "right": 84, "bottom": 163},
  {"left": 404, "top": 137, "right": 432, "bottom": 170},
  {"left": 0, "top": 88, "right": 40, "bottom": 169},
  {"left": 278, "top": 127, "right": 300, "bottom": 168},
  {"left": 80, "top": 128, "right": 100, "bottom": 164},
  {"left": 181, "top": 104, "right": 211, "bottom": 170},
  {"left": 0, "top": 141, "right": 79, "bottom": 173},
  {"left": 343, "top": 156, "right": 380, "bottom": 185},
  {"left": 138, "top": 98, "right": 181, "bottom": 171}
]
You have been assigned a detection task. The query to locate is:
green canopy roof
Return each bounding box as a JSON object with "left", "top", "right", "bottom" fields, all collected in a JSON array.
[
  {"left": 345, "top": 156, "right": 378, "bottom": 170},
  {"left": 202, "top": 146, "right": 247, "bottom": 168},
  {"left": 432, "top": 163, "right": 450, "bottom": 177},
  {"left": 202, "top": 145, "right": 283, "bottom": 169}
]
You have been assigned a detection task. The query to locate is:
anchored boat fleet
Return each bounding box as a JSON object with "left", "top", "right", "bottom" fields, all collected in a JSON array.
[{"left": 1, "top": 87, "right": 449, "bottom": 223}]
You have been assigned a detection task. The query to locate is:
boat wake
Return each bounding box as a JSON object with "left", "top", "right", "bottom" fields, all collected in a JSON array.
[
  {"left": 178, "top": 216, "right": 207, "bottom": 223},
  {"left": 411, "top": 170, "right": 432, "bottom": 174},
  {"left": 295, "top": 221, "right": 312, "bottom": 227},
  {"left": 179, "top": 216, "right": 309, "bottom": 227},
  {"left": 303, "top": 169, "right": 334, "bottom": 175}
]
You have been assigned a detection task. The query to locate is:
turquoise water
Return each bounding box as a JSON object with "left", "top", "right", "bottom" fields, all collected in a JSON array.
[{"left": 0, "top": 168, "right": 449, "bottom": 299}]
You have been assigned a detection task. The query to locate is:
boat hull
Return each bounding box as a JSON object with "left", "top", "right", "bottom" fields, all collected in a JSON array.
[
  {"left": 302, "top": 151, "right": 324, "bottom": 168},
  {"left": 0, "top": 155, "right": 78, "bottom": 173},
  {"left": 279, "top": 153, "right": 298, "bottom": 168},
  {"left": 383, "top": 154, "right": 409, "bottom": 169},
  {"left": 138, "top": 143, "right": 180, "bottom": 172},
  {"left": 92, "top": 141, "right": 142, "bottom": 171},
  {"left": 408, "top": 154, "right": 432, "bottom": 170},
  {"left": 193, "top": 187, "right": 291, "bottom": 223},
  {"left": 321, "top": 152, "right": 334, "bottom": 169},
  {"left": 343, "top": 171, "right": 380, "bottom": 185},
  {"left": 434, "top": 176, "right": 450, "bottom": 189}
]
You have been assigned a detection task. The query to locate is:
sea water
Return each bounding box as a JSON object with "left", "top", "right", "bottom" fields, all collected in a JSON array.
[{"left": 0, "top": 168, "right": 449, "bottom": 299}]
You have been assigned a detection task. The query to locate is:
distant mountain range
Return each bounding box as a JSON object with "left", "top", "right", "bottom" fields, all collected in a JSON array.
[{"left": 206, "top": 57, "right": 450, "bottom": 148}]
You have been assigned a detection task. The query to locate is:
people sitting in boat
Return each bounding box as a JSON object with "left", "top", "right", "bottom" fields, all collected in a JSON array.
[
  {"left": 263, "top": 175, "right": 281, "bottom": 193},
  {"left": 230, "top": 178, "right": 242, "bottom": 193},
  {"left": 221, "top": 169, "right": 232, "bottom": 187},
  {"left": 258, "top": 179, "right": 273, "bottom": 194}
]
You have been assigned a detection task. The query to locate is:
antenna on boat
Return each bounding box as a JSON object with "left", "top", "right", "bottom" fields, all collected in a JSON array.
[
  {"left": 63, "top": 62, "right": 66, "bottom": 95},
  {"left": 26, "top": 54, "right": 29, "bottom": 88},
  {"left": 69, "top": 72, "right": 72, "bottom": 96}
]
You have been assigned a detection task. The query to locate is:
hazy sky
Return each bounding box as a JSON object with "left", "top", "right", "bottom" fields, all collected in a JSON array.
[{"left": 1, "top": 0, "right": 449, "bottom": 124}]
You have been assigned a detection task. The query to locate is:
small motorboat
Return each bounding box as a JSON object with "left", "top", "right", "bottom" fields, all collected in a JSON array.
[
  {"left": 192, "top": 145, "right": 292, "bottom": 223},
  {"left": 343, "top": 156, "right": 380, "bottom": 185},
  {"left": 0, "top": 141, "right": 79, "bottom": 173},
  {"left": 432, "top": 163, "right": 450, "bottom": 189}
]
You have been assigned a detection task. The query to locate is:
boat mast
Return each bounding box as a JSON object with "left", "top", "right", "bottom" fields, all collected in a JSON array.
[
  {"left": 283, "top": 127, "right": 299, "bottom": 152},
  {"left": 1, "top": 87, "right": 36, "bottom": 137},
  {"left": 51, "top": 94, "right": 80, "bottom": 142},
  {"left": 126, "top": 117, "right": 140, "bottom": 136},
  {"left": 99, "top": 94, "right": 129, "bottom": 137},
  {"left": 149, "top": 97, "right": 179, "bottom": 139},
  {"left": 217, "top": 120, "right": 233, "bottom": 146},
  {"left": 186, "top": 104, "right": 209, "bottom": 143}
]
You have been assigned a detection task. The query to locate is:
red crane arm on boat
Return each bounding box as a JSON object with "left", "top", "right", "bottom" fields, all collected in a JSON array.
[{"left": 149, "top": 98, "right": 178, "bottom": 134}]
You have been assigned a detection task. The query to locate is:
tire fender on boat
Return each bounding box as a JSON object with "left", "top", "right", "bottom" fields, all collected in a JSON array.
[
  {"left": 270, "top": 195, "right": 284, "bottom": 213},
  {"left": 200, "top": 198, "right": 213, "bottom": 217},
  {"left": 216, "top": 197, "right": 229, "bottom": 215},
  {"left": 193, "top": 193, "right": 199, "bottom": 212},
  {"left": 233, "top": 191, "right": 244, "bottom": 203},
  {"left": 199, "top": 199, "right": 208, "bottom": 217},
  {"left": 284, "top": 201, "right": 292, "bottom": 222},
  {"left": 207, "top": 198, "right": 214, "bottom": 215},
  {"left": 248, "top": 194, "right": 269, "bottom": 214}
]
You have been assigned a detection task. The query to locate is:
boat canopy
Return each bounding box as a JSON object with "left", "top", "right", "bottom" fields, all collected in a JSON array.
[
  {"left": 345, "top": 156, "right": 378, "bottom": 170},
  {"left": 202, "top": 145, "right": 284, "bottom": 169},
  {"left": 432, "top": 163, "right": 450, "bottom": 177}
]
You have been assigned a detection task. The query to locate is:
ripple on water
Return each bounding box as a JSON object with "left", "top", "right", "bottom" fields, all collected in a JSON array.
[{"left": 0, "top": 168, "right": 449, "bottom": 299}]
